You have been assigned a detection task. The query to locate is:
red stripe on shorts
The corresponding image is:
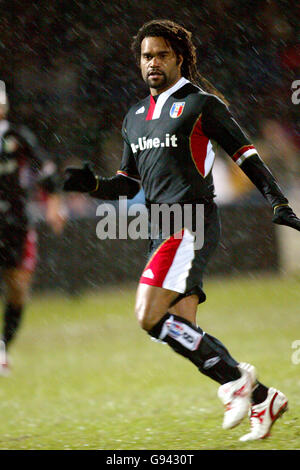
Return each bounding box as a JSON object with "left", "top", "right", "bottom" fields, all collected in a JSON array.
[{"left": 139, "top": 230, "right": 184, "bottom": 287}]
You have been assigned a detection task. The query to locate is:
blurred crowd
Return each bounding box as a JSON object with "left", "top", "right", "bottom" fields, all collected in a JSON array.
[{"left": 1, "top": 0, "right": 299, "bottom": 213}]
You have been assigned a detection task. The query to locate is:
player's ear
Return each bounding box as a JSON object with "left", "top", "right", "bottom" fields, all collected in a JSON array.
[{"left": 176, "top": 54, "right": 183, "bottom": 70}]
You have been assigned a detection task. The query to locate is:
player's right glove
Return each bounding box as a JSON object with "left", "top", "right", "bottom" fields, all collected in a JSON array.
[
  {"left": 272, "top": 204, "right": 300, "bottom": 232},
  {"left": 63, "top": 162, "right": 98, "bottom": 192}
]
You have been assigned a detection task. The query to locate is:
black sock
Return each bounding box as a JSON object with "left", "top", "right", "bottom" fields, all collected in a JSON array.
[
  {"left": 198, "top": 332, "right": 241, "bottom": 384},
  {"left": 2, "top": 303, "right": 23, "bottom": 348},
  {"left": 252, "top": 381, "right": 269, "bottom": 404},
  {"left": 149, "top": 313, "right": 241, "bottom": 385}
]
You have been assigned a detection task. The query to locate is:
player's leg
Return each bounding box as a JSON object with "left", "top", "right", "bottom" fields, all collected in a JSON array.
[
  {"left": 168, "top": 294, "right": 242, "bottom": 382},
  {"left": 136, "top": 204, "right": 244, "bottom": 387},
  {"left": 169, "top": 296, "right": 278, "bottom": 435},
  {"left": 135, "top": 283, "right": 179, "bottom": 331},
  {"left": 137, "top": 202, "right": 285, "bottom": 436},
  {"left": 136, "top": 283, "right": 256, "bottom": 429},
  {"left": 0, "top": 267, "right": 33, "bottom": 375},
  {"left": 1, "top": 229, "right": 37, "bottom": 375},
  {"left": 137, "top": 284, "right": 244, "bottom": 385},
  {"left": 2, "top": 267, "right": 33, "bottom": 347},
  {"left": 170, "top": 305, "right": 287, "bottom": 439},
  {"left": 137, "top": 284, "right": 277, "bottom": 432},
  {"left": 136, "top": 203, "right": 250, "bottom": 428}
]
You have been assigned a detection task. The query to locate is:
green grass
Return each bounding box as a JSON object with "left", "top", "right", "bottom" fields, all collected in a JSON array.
[{"left": 0, "top": 276, "right": 300, "bottom": 450}]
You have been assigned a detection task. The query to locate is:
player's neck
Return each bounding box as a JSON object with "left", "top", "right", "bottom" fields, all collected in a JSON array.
[{"left": 150, "top": 75, "right": 183, "bottom": 97}]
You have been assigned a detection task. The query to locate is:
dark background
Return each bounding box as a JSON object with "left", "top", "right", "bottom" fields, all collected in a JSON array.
[
  {"left": 34, "top": 206, "right": 279, "bottom": 294},
  {"left": 1, "top": 0, "right": 299, "bottom": 171},
  {"left": 0, "top": 0, "right": 299, "bottom": 292}
]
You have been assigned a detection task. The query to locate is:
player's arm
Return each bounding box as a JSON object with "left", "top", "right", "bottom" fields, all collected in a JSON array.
[
  {"left": 16, "top": 126, "right": 66, "bottom": 233},
  {"left": 201, "top": 96, "right": 300, "bottom": 231},
  {"left": 12, "top": 124, "right": 61, "bottom": 194},
  {"left": 1, "top": 127, "right": 38, "bottom": 166},
  {"left": 63, "top": 118, "right": 141, "bottom": 200},
  {"left": 63, "top": 156, "right": 140, "bottom": 200},
  {"left": 34, "top": 158, "right": 66, "bottom": 234}
]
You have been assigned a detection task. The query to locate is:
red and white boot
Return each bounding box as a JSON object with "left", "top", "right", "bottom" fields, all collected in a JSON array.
[
  {"left": 218, "top": 362, "right": 257, "bottom": 429},
  {"left": 239, "top": 387, "right": 288, "bottom": 441}
]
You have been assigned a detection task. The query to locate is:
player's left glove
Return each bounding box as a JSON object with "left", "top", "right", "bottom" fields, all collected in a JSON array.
[{"left": 272, "top": 205, "right": 300, "bottom": 232}]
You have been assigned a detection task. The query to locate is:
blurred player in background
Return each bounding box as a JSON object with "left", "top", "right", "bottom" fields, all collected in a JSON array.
[
  {"left": 63, "top": 20, "right": 300, "bottom": 441},
  {"left": 0, "top": 83, "right": 65, "bottom": 375}
]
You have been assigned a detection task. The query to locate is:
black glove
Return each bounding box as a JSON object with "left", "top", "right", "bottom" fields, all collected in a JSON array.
[
  {"left": 272, "top": 205, "right": 300, "bottom": 232},
  {"left": 63, "top": 162, "right": 98, "bottom": 192}
]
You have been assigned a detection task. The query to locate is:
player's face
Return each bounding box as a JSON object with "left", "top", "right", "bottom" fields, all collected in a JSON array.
[{"left": 140, "top": 37, "right": 183, "bottom": 95}]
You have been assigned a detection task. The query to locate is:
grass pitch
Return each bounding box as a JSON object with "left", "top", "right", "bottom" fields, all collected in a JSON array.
[{"left": 0, "top": 276, "right": 300, "bottom": 450}]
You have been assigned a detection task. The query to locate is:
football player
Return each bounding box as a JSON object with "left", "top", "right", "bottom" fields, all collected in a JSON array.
[
  {"left": 63, "top": 20, "right": 299, "bottom": 441},
  {"left": 0, "top": 86, "right": 65, "bottom": 375}
]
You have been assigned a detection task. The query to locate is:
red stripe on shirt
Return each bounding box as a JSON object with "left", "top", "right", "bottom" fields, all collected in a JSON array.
[
  {"left": 146, "top": 95, "right": 156, "bottom": 121},
  {"left": 189, "top": 115, "right": 209, "bottom": 177},
  {"left": 117, "top": 170, "right": 140, "bottom": 180},
  {"left": 232, "top": 144, "right": 256, "bottom": 162}
]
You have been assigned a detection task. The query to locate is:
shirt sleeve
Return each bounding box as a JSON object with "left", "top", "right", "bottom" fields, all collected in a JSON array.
[
  {"left": 2, "top": 126, "right": 40, "bottom": 168},
  {"left": 201, "top": 95, "right": 289, "bottom": 209},
  {"left": 18, "top": 126, "right": 61, "bottom": 193},
  {"left": 201, "top": 95, "right": 257, "bottom": 166},
  {"left": 117, "top": 116, "right": 140, "bottom": 181}
]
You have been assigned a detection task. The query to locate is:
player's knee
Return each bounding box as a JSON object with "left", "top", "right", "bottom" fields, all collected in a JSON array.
[
  {"left": 135, "top": 302, "right": 163, "bottom": 332},
  {"left": 135, "top": 303, "right": 151, "bottom": 331}
]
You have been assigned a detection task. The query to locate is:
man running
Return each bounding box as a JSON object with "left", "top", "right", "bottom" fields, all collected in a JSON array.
[
  {"left": 0, "top": 87, "right": 65, "bottom": 375},
  {"left": 63, "top": 20, "right": 299, "bottom": 441}
]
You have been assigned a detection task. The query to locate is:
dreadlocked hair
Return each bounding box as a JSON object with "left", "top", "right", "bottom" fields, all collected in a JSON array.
[{"left": 131, "top": 19, "right": 227, "bottom": 103}]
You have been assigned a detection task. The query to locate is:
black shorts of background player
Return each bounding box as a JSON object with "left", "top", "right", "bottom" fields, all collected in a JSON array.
[
  {"left": 0, "top": 94, "right": 65, "bottom": 376},
  {"left": 62, "top": 20, "right": 299, "bottom": 441}
]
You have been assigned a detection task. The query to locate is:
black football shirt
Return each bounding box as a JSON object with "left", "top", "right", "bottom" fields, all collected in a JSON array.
[
  {"left": 118, "top": 77, "right": 257, "bottom": 204},
  {"left": 0, "top": 121, "right": 58, "bottom": 228}
]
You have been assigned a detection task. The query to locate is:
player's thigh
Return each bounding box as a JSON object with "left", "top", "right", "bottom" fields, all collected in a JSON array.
[
  {"left": 3, "top": 267, "right": 33, "bottom": 305},
  {"left": 135, "top": 283, "right": 179, "bottom": 330}
]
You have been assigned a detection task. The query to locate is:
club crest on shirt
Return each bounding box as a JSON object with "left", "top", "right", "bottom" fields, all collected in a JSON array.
[{"left": 170, "top": 101, "right": 185, "bottom": 118}]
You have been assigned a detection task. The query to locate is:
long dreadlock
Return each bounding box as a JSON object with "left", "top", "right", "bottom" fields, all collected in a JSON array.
[{"left": 131, "top": 19, "right": 227, "bottom": 103}]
